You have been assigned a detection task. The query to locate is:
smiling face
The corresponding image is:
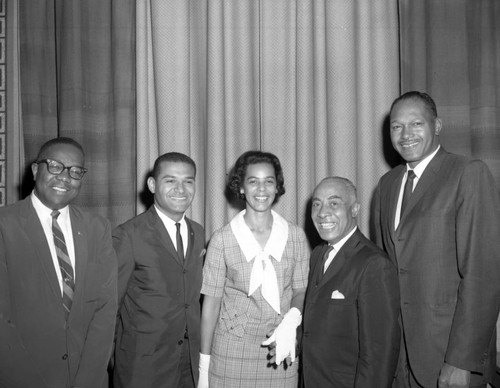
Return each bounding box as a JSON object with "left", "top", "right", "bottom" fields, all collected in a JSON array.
[
  {"left": 147, "top": 161, "right": 196, "bottom": 221},
  {"left": 311, "top": 178, "right": 359, "bottom": 245},
  {"left": 390, "top": 98, "right": 442, "bottom": 168},
  {"left": 240, "top": 163, "right": 277, "bottom": 214},
  {"left": 32, "top": 143, "right": 84, "bottom": 210}
]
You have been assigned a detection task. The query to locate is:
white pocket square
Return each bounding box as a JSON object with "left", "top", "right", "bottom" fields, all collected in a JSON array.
[{"left": 331, "top": 290, "right": 345, "bottom": 299}]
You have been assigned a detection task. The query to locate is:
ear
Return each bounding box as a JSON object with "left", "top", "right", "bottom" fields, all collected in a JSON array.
[
  {"left": 434, "top": 118, "right": 443, "bottom": 136},
  {"left": 351, "top": 202, "right": 360, "bottom": 218},
  {"left": 31, "top": 163, "right": 38, "bottom": 181},
  {"left": 147, "top": 177, "right": 156, "bottom": 194}
]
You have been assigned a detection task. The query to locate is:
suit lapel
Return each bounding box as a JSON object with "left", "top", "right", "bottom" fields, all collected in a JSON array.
[
  {"left": 311, "top": 244, "right": 330, "bottom": 287},
  {"left": 21, "top": 199, "right": 62, "bottom": 301},
  {"left": 389, "top": 168, "right": 405, "bottom": 235},
  {"left": 184, "top": 218, "right": 198, "bottom": 266},
  {"left": 70, "top": 207, "right": 88, "bottom": 312},
  {"left": 399, "top": 148, "right": 447, "bottom": 226},
  {"left": 320, "top": 248, "right": 348, "bottom": 286},
  {"left": 317, "top": 230, "right": 361, "bottom": 287}
]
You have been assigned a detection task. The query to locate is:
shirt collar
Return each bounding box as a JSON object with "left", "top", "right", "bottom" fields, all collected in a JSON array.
[
  {"left": 407, "top": 145, "right": 440, "bottom": 179},
  {"left": 230, "top": 209, "right": 288, "bottom": 263},
  {"left": 154, "top": 205, "right": 185, "bottom": 226},
  {"left": 331, "top": 225, "right": 357, "bottom": 252},
  {"left": 31, "top": 191, "right": 70, "bottom": 220}
]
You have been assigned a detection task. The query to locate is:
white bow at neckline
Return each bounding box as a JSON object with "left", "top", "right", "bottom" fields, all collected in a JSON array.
[{"left": 230, "top": 210, "right": 288, "bottom": 314}]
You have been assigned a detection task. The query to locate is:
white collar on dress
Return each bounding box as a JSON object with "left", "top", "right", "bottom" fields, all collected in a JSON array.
[{"left": 230, "top": 210, "right": 288, "bottom": 314}]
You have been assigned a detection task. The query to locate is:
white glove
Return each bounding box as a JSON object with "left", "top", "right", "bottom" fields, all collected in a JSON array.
[
  {"left": 262, "top": 307, "right": 302, "bottom": 365},
  {"left": 197, "top": 353, "right": 210, "bottom": 388}
]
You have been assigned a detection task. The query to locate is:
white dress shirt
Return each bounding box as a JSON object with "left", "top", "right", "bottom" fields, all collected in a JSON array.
[{"left": 154, "top": 205, "right": 188, "bottom": 256}]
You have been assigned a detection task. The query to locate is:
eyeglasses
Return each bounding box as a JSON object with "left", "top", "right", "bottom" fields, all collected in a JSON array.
[{"left": 36, "top": 159, "right": 88, "bottom": 180}]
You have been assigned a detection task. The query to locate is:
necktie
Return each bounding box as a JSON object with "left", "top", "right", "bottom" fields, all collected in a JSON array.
[
  {"left": 317, "top": 245, "right": 334, "bottom": 282},
  {"left": 51, "top": 211, "right": 75, "bottom": 319},
  {"left": 175, "top": 222, "right": 184, "bottom": 260},
  {"left": 400, "top": 170, "right": 416, "bottom": 217}
]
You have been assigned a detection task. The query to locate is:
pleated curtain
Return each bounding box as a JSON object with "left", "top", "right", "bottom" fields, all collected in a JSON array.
[{"left": 136, "top": 0, "right": 400, "bottom": 240}]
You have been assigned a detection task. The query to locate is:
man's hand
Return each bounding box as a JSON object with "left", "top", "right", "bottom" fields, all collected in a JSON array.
[{"left": 438, "top": 363, "right": 470, "bottom": 388}]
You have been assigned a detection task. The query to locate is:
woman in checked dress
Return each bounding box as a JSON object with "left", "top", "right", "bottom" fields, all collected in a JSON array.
[{"left": 197, "top": 151, "right": 309, "bottom": 388}]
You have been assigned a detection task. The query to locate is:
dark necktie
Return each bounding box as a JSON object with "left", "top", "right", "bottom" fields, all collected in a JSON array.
[
  {"left": 317, "top": 245, "right": 334, "bottom": 283},
  {"left": 401, "top": 170, "right": 416, "bottom": 217},
  {"left": 51, "top": 211, "right": 75, "bottom": 319},
  {"left": 175, "top": 222, "right": 184, "bottom": 260}
]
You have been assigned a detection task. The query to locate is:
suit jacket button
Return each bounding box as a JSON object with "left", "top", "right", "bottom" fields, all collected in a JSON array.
[
  {"left": 185, "top": 304, "right": 189, "bottom": 309},
  {"left": 178, "top": 339, "right": 183, "bottom": 345},
  {"left": 62, "top": 354, "right": 68, "bottom": 360}
]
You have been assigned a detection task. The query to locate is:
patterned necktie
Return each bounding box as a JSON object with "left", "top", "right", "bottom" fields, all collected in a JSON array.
[
  {"left": 401, "top": 170, "right": 416, "bottom": 217},
  {"left": 175, "top": 222, "right": 184, "bottom": 260},
  {"left": 51, "top": 211, "right": 75, "bottom": 319}
]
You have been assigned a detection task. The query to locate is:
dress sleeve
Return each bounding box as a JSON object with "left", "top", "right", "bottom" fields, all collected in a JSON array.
[
  {"left": 291, "top": 226, "right": 310, "bottom": 290},
  {"left": 201, "top": 228, "right": 226, "bottom": 297}
]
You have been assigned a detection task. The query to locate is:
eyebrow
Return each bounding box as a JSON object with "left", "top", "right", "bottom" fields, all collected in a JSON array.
[
  {"left": 246, "top": 175, "right": 276, "bottom": 180},
  {"left": 162, "top": 174, "right": 195, "bottom": 179},
  {"left": 312, "top": 194, "right": 342, "bottom": 202}
]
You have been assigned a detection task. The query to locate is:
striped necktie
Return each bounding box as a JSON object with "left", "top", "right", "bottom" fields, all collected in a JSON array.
[{"left": 51, "top": 210, "right": 75, "bottom": 319}]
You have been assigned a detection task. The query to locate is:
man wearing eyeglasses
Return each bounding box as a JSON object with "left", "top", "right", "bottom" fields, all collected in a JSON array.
[{"left": 0, "top": 137, "right": 117, "bottom": 388}]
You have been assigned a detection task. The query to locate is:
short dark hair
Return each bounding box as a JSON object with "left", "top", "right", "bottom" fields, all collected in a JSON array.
[
  {"left": 390, "top": 91, "right": 438, "bottom": 120},
  {"left": 227, "top": 150, "right": 285, "bottom": 204},
  {"left": 36, "top": 137, "right": 85, "bottom": 161},
  {"left": 151, "top": 152, "right": 196, "bottom": 179}
]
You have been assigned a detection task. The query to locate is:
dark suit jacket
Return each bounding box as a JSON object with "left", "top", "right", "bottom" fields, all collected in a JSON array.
[
  {"left": 0, "top": 197, "right": 118, "bottom": 388},
  {"left": 302, "top": 229, "right": 400, "bottom": 388},
  {"left": 112, "top": 206, "right": 205, "bottom": 388},
  {"left": 374, "top": 147, "right": 500, "bottom": 387}
]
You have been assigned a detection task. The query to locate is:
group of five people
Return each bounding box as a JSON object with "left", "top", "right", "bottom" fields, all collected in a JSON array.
[{"left": 1, "top": 91, "right": 499, "bottom": 388}]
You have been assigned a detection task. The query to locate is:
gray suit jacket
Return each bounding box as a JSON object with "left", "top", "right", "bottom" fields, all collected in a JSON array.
[
  {"left": 113, "top": 206, "right": 205, "bottom": 388},
  {"left": 374, "top": 148, "right": 500, "bottom": 386},
  {"left": 302, "top": 229, "right": 400, "bottom": 388},
  {"left": 0, "top": 197, "right": 117, "bottom": 388}
]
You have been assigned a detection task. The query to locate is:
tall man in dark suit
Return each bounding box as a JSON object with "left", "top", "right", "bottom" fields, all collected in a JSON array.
[
  {"left": 374, "top": 91, "right": 500, "bottom": 388},
  {"left": 113, "top": 152, "right": 205, "bottom": 388},
  {"left": 302, "top": 177, "right": 400, "bottom": 388},
  {"left": 0, "top": 137, "right": 118, "bottom": 388}
]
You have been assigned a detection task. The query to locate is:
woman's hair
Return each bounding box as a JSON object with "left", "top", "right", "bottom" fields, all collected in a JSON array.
[{"left": 227, "top": 150, "right": 285, "bottom": 204}]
